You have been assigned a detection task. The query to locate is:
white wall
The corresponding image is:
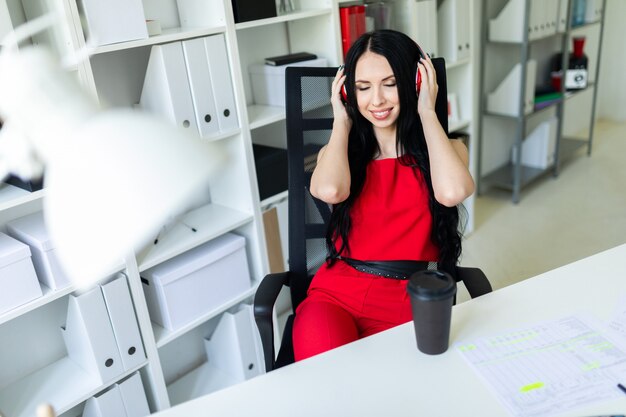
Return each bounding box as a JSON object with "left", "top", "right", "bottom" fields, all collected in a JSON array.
[{"left": 597, "top": 0, "right": 626, "bottom": 121}]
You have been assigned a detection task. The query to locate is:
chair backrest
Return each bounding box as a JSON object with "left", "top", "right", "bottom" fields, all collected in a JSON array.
[{"left": 284, "top": 59, "right": 448, "bottom": 310}]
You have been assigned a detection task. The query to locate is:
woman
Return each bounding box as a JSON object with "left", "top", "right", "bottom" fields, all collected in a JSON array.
[{"left": 292, "top": 30, "right": 474, "bottom": 361}]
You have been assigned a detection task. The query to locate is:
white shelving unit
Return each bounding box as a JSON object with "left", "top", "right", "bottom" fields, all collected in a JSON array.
[{"left": 0, "top": 0, "right": 481, "bottom": 414}]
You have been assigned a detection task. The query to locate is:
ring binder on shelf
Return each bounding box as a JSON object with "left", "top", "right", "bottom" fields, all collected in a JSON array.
[
  {"left": 101, "top": 274, "right": 147, "bottom": 371},
  {"left": 182, "top": 38, "right": 220, "bottom": 139},
  {"left": 140, "top": 42, "right": 197, "bottom": 134},
  {"left": 83, "top": 384, "right": 127, "bottom": 417},
  {"left": 204, "top": 34, "right": 239, "bottom": 133},
  {"left": 118, "top": 372, "right": 151, "bottom": 417},
  {"left": 61, "top": 287, "right": 124, "bottom": 383},
  {"left": 205, "top": 304, "right": 265, "bottom": 382}
]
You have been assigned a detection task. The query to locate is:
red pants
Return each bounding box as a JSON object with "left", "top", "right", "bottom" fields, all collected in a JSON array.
[{"left": 292, "top": 261, "right": 412, "bottom": 361}]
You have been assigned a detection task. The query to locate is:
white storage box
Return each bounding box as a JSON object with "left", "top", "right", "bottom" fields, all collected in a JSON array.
[
  {"left": 511, "top": 117, "right": 558, "bottom": 169},
  {"left": 6, "top": 212, "right": 71, "bottom": 290},
  {"left": 249, "top": 58, "right": 328, "bottom": 107},
  {"left": 141, "top": 233, "right": 251, "bottom": 331},
  {"left": 78, "top": 0, "right": 148, "bottom": 46},
  {"left": 0, "top": 232, "right": 42, "bottom": 315}
]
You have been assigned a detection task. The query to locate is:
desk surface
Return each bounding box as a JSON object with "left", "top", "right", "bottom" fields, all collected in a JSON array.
[{"left": 155, "top": 244, "right": 626, "bottom": 417}]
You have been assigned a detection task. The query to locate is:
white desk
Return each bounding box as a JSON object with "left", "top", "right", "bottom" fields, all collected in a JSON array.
[{"left": 155, "top": 244, "right": 626, "bottom": 417}]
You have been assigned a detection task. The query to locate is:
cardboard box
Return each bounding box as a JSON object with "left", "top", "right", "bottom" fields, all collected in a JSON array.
[
  {"left": 6, "top": 212, "right": 71, "bottom": 290},
  {"left": 0, "top": 232, "right": 42, "bottom": 314},
  {"left": 249, "top": 58, "right": 328, "bottom": 107},
  {"left": 141, "top": 233, "right": 251, "bottom": 330}
]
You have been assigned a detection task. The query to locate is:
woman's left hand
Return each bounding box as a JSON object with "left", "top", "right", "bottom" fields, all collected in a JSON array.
[{"left": 416, "top": 55, "right": 438, "bottom": 117}]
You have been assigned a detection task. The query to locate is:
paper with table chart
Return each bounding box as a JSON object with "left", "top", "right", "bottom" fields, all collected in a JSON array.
[{"left": 456, "top": 313, "right": 626, "bottom": 417}]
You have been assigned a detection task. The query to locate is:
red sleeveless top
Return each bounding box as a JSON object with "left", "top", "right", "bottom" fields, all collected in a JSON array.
[{"left": 335, "top": 158, "right": 439, "bottom": 262}]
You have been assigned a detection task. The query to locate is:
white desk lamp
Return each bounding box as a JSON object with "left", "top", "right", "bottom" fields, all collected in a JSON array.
[{"left": 0, "top": 16, "right": 225, "bottom": 289}]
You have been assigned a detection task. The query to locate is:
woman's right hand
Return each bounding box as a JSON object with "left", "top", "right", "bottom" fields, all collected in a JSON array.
[{"left": 331, "top": 66, "right": 352, "bottom": 128}]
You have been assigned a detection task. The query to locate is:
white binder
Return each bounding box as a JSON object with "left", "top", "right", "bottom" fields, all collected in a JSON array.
[
  {"left": 545, "top": 0, "right": 560, "bottom": 37},
  {"left": 77, "top": 0, "right": 147, "bottom": 46},
  {"left": 101, "top": 275, "right": 146, "bottom": 371},
  {"left": 182, "top": 37, "right": 221, "bottom": 139},
  {"left": 203, "top": 34, "right": 239, "bottom": 133},
  {"left": 438, "top": 0, "right": 470, "bottom": 62},
  {"left": 61, "top": 287, "right": 124, "bottom": 383},
  {"left": 118, "top": 372, "right": 151, "bottom": 417},
  {"left": 205, "top": 304, "right": 264, "bottom": 382},
  {"left": 140, "top": 42, "right": 198, "bottom": 135},
  {"left": 585, "top": 0, "right": 602, "bottom": 22},
  {"left": 83, "top": 385, "right": 127, "bottom": 417},
  {"left": 557, "top": 0, "right": 569, "bottom": 33}
]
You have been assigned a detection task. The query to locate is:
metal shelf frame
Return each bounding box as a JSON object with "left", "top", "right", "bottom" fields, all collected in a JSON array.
[{"left": 477, "top": 0, "right": 607, "bottom": 203}]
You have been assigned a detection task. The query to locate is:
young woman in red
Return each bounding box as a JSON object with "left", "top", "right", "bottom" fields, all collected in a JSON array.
[{"left": 292, "top": 30, "right": 474, "bottom": 361}]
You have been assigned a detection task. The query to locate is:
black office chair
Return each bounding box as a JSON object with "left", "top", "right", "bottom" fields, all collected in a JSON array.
[{"left": 254, "top": 61, "right": 492, "bottom": 372}]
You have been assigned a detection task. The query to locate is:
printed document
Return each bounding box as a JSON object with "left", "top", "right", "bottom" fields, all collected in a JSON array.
[{"left": 456, "top": 315, "right": 626, "bottom": 417}]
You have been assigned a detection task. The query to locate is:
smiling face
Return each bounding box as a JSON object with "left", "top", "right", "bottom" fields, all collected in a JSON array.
[{"left": 354, "top": 51, "right": 400, "bottom": 138}]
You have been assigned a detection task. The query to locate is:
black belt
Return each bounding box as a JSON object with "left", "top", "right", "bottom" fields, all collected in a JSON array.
[{"left": 339, "top": 257, "right": 432, "bottom": 280}]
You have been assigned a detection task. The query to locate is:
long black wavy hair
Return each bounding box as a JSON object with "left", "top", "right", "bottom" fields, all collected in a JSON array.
[{"left": 325, "top": 29, "right": 464, "bottom": 277}]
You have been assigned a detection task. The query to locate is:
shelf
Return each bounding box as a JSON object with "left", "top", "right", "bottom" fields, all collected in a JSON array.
[
  {"left": 488, "top": 30, "right": 563, "bottom": 45},
  {"left": 0, "top": 357, "right": 146, "bottom": 417},
  {"left": 571, "top": 20, "right": 602, "bottom": 31},
  {"left": 167, "top": 360, "right": 241, "bottom": 407},
  {"left": 0, "top": 185, "right": 44, "bottom": 211},
  {"left": 564, "top": 82, "right": 595, "bottom": 100},
  {"left": 0, "top": 259, "right": 125, "bottom": 326},
  {"left": 92, "top": 26, "right": 227, "bottom": 55},
  {"left": 0, "top": 284, "right": 72, "bottom": 327},
  {"left": 153, "top": 285, "right": 258, "bottom": 348},
  {"left": 235, "top": 9, "right": 332, "bottom": 30},
  {"left": 481, "top": 162, "right": 551, "bottom": 191},
  {"left": 446, "top": 57, "right": 471, "bottom": 70},
  {"left": 260, "top": 190, "right": 289, "bottom": 211},
  {"left": 203, "top": 128, "right": 242, "bottom": 142},
  {"left": 137, "top": 203, "right": 253, "bottom": 272},
  {"left": 559, "top": 137, "right": 588, "bottom": 160},
  {"left": 247, "top": 104, "right": 286, "bottom": 129}
]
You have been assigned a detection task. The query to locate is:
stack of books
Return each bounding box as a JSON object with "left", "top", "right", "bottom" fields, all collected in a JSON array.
[{"left": 534, "top": 91, "right": 563, "bottom": 111}]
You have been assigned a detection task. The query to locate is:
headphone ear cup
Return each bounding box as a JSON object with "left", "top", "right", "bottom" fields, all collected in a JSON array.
[
  {"left": 341, "top": 84, "right": 348, "bottom": 102},
  {"left": 416, "top": 69, "right": 421, "bottom": 95}
]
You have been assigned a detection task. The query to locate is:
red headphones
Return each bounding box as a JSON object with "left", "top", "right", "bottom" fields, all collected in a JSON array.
[{"left": 341, "top": 44, "right": 426, "bottom": 103}]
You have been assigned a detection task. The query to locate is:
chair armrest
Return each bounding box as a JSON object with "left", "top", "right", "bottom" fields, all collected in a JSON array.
[
  {"left": 457, "top": 266, "right": 492, "bottom": 299},
  {"left": 253, "top": 271, "right": 290, "bottom": 372}
]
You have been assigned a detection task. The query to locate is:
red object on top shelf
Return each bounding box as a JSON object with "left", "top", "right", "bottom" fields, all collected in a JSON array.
[{"left": 339, "top": 5, "right": 367, "bottom": 60}]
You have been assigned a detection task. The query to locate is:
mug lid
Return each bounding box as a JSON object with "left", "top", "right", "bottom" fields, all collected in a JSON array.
[{"left": 407, "top": 270, "right": 456, "bottom": 301}]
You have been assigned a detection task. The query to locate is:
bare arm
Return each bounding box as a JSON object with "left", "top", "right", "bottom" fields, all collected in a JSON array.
[
  {"left": 310, "top": 67, "right": 352, "bottom": 204},
  {"left": 417, "top": 56, "right": 475, "bottom": 207}
]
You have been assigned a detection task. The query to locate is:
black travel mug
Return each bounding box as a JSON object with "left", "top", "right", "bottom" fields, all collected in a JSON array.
[{"left": 406, "top": 270, "right": 456, "bottom": 355}]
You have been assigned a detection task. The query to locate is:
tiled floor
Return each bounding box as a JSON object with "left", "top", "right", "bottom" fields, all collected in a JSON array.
[{"left": 458, "top": 119, "right": 626, "bottom": 302}]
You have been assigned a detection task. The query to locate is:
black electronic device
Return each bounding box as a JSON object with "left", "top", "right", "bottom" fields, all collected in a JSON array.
[{"left": 231, "top": 0, "right": 277, "bottom": 23}]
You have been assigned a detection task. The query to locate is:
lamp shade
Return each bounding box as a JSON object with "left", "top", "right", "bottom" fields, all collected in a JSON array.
[
  {"left": 0, "top": 47, "right": 225, "bottom": 289},
  {"left": 44, "top": 110, "right": 224, "bottom": 287}
]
